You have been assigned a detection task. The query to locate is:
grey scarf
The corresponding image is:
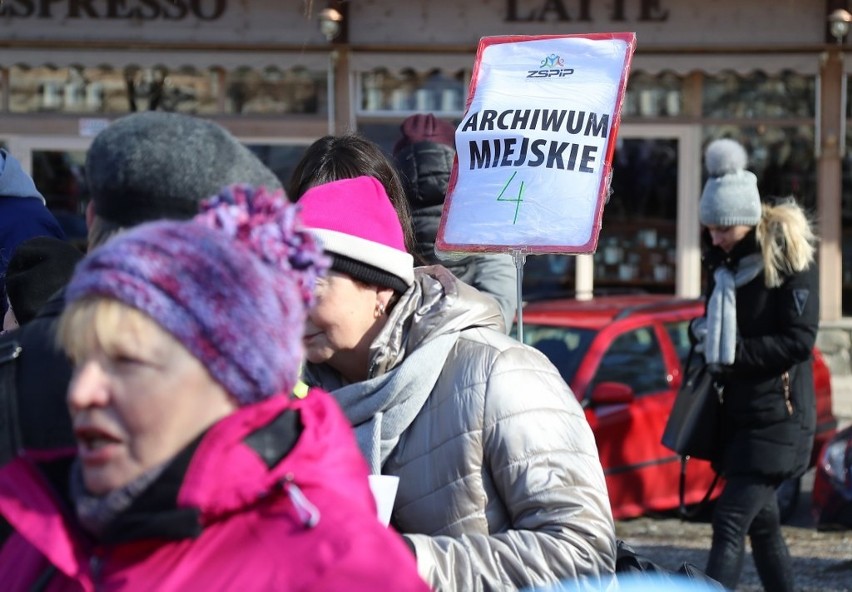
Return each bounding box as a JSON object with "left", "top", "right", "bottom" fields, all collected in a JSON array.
[
  {"left": 70, "top": 459, "right": 166, "bottom": 539},
  {"left": 332, "top": 332, "right": 458, "bottom": 473},
  {"left": 705, "top": 253, "right": 764, "bottom": 365}
]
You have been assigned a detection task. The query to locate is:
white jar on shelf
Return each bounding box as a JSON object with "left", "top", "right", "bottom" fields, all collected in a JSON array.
[
  {"left": 391, "top": 88, "right": 410, "bottom": 111},
  {"left": 441, "top": 88, "right": 461, "bottom": 112},
  {"left": 415, "top": 89, "right": 432, "bottom": 111}
]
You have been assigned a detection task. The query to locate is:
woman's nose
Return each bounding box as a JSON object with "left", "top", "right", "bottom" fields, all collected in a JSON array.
[{"left": 67, "top": 360, "right": 109, "bottom": 411}]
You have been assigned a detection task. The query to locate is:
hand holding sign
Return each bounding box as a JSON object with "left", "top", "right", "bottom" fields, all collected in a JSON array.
[{"left": 437, "top": 33, "right": 636, "bottom": 255}]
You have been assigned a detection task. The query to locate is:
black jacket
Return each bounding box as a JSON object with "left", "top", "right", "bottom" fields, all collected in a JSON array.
[
  {"left": 395, "top": 141, "right": 518, "bottom": 330},
  {"left": 702, "top": 231, "right": 818, "bottom": 480},
  {"left": 0, "top": 290, "right": 74, "bottom": 545}
]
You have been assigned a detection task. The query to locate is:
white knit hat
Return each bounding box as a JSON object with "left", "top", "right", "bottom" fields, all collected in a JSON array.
[{"left": 699, "top": 139, "right": 762, "bottom": 227}]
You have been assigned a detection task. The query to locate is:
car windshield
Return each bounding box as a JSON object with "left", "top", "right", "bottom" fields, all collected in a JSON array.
[{"left": 513, "top": 323, "right": 597, "bottom": 385}]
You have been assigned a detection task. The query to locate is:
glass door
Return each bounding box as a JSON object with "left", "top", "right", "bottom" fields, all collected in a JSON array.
[
  {"left": 599, "top": 124, "right": 702, "bottom": 298},
  {"left": 8, "top": 136, "right": 314, "bottom": 249},
  {"left": 524, "top": 124, "right": 702, "bottom": 299},
  {"left": 7, "top": 136, "right": 92, "bottom": 250}
]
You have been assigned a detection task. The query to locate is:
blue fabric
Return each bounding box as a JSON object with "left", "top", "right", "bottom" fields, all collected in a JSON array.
[
  {"left": 0, "top": 150, "right": 44, "bottom": 202},
  {"left": 0, "top": 150, "right": 66, "bottom": 317}
]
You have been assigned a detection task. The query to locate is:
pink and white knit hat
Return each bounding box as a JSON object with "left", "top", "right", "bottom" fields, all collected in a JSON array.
[{"left": 298, "top": 176, "right": 414, "bottom": 293}]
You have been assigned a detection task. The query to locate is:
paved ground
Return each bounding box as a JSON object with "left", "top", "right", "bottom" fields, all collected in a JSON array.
[{"left": 617, "top": 375, "right": 852, "bottom": 591}]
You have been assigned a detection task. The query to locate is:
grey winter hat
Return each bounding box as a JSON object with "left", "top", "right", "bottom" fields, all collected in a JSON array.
[
  {"left": 699, "top": 138, "right": 762, "bottom": 227},
  {"left": 86, "top": 112, "right": 282, "bottom": 226}
]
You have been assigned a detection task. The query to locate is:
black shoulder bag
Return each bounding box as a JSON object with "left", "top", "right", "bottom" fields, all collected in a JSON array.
[{"left": 662, "top": 344, "right": 723, "bottom": 518}]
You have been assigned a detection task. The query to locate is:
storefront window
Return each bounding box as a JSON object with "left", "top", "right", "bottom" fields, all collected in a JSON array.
[
  {"left": 703, "top": 71, "right": 815, "bottom": 119},
  {"left": 703, "top": 125, "right": 816, "bottom": 210},
  {"left": 357, "top": 120, "right": 450, "bottom": 155},
  {"left": 622, "top": 71, "right": 683, "bottom": 118},
  {"left": 8, "top": 65, "right": 221, "bottom": 114},
  {"left": 842, "top": 117, "right": 852, "bottom": 315},
  {"left": 124, "top": 66, "right": 220, "bottom": 114},
  {"left": 594, "top": 138, "right": 679, "bottom": 294},
  {"left": 246, "top": 143, "right": 312, "bottom": 190},
  {"left": 31, "top": 149, "right": 89, "bottom": 249},
  {"left": 359, "top": 68, "right": 467, "bottom": 115},
  {"left": 524, "top": 138, "right": 679, "bottom": 298},
  {"left": 225, "top": 66, "right": 325, "bottom": 115},
  {"left": 7, "top": 65, "right": 326, "bottom": 115}
]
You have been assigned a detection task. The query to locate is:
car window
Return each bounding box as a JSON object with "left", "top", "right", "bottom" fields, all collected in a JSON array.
[
  {"left": 591, "top": 327, "right": 668, "bottom": 396},
  {"left": 519, "top": 324, "right": 596, "bottom": 385},
  {"left": 664, "top": 320, "right": 692, "bottom": 367}
]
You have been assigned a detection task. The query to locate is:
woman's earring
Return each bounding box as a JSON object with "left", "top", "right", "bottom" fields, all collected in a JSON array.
[{"left": 375, "top": 302, "right": 386, "bottom": 318}]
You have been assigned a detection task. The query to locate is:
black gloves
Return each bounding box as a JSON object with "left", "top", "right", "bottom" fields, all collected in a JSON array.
[{"left": 707, "top": 363, "right": 734, "bottom": 380}]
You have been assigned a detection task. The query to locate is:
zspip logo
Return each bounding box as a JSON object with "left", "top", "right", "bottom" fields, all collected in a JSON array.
[
  {"left": 540, "top": 54, "right": 565, "bottom": 68},
  {"left": 527, "top": 53, "right": 574, "bottom": 78}
]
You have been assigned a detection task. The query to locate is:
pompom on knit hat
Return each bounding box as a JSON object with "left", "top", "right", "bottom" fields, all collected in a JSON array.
[
  {"left": 298, "top": 176, "right": 414, "bottom": 294},
  {"left": 5, "top": 236, "right": 83, "bottom": 325},
  {"left": 699, "top": 138, "right": 762, "bottom": 227},
  {"left": 64, "top": 185, "right": 329, "bottom": 406},
  {"left": 392, "top": 113, "right": 457, "bottom": 157},
  {"left": 86, "top": 112, "right": 282, "bottom": 226}
]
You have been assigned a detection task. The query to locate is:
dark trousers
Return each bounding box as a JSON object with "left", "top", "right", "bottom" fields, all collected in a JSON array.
[{"left": 705, "top": 475, "right": 794, "bottom": 591}]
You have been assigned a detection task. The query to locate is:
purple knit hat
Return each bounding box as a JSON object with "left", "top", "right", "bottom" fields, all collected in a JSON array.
[{"left": 65, "top": 185, "right": 329, "bottom": 406}]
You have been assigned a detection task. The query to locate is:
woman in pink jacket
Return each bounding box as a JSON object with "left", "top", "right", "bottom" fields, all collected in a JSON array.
[{"left": 0, "top": 185, "right": 427, "bottom": 592}]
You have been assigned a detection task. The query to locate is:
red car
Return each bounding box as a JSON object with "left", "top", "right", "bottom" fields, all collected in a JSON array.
[{"left": 518, "top": 295, "right": 837, "bottom": 521}]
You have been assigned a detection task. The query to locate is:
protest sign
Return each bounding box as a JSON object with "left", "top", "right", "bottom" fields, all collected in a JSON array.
[{"left": 436, "top": 33, "right": 635, "bottom": 255}]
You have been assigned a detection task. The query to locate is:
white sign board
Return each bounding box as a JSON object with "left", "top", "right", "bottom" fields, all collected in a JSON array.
[{"left": 437, "top": 33, "right": 635, "bottom": 255}]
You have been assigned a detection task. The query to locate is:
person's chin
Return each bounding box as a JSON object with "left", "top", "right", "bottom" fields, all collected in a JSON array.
[
  {"left": 304, "top": 348, "right": 328, "bottom": 365},
  {"left": 303, "top": 336, "right": 327, "bottom": 360},
  {"left": 82, "top": 462, "right": 133, "bottom": 497}
]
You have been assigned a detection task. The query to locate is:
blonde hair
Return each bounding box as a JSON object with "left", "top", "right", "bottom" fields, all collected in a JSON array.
[
  {"left": 756, "top": 200, "right": 818, "bottom": 288},
  {"left": 58, "top": 298, "right": 175, "bottom": 366}
]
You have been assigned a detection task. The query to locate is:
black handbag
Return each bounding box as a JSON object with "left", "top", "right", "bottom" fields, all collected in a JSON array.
[
  {"left": 616, "top": 540, "right": 726, "bottom": 589},
  {"left": 661, "top": 346, "right": 723, "bottom": 462}
]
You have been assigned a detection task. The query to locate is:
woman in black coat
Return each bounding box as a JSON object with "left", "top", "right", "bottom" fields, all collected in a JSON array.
[{"left": 695, "top": 139, "right": 818, "bottom": 592}]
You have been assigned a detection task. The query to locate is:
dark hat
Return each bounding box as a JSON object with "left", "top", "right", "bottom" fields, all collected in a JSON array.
[
  {"left": 392, "top": 113, "right": 456, "bottom": 156},
  {"left": 66, "top": 185, "right": 328, "bottom": 405},
  {"left": 86, "top": 112, "right": 282, "bottom": 226},
  {"left": 5, "top": 236, "right": 83, "bottom": 325}
]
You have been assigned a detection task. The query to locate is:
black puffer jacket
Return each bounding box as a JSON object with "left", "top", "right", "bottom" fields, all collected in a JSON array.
[
  {"left": 0, "top": 290, "right": 75, "bottom": 547},
  {"left": 702, "top": 229, "right": 818, "bottom": 480},
  {"left": 395, "top": 141, "right": 517, "bottom": 331}
]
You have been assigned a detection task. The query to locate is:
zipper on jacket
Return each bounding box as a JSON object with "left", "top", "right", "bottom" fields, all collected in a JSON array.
[
  {"left": 782, "top": 371, "right": 793, "bottom": 415},
  {"left": 90, "top": 553, "right": 103, "bottom": 590},
  {"left": 282, "top": 474, "right": 321, "bottom": 528}
]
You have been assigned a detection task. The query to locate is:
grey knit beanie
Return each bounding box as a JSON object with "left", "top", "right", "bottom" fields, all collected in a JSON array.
[
  {"left": 699, "top": 138, "right": 761, "bottom": 227},
  {"left": 86, "top": 112, "right": 282, "bottom": 226}
]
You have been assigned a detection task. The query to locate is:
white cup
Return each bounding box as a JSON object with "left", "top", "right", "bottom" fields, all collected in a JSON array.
[{"left": 367, "top": 474, "right": 400, "bottom": 527}]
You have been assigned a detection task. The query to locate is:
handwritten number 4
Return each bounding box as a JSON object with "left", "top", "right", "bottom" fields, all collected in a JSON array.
[{"left": 497, "top": 171, "right": 525, "bottom": 224}]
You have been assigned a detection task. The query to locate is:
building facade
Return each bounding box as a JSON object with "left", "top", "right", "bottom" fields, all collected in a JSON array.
[{"left": 1, "top": 0, "right": 849, "bottom": 324}]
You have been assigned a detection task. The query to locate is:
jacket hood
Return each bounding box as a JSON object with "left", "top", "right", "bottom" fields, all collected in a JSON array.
[
  {"left": 368, "top": 265, "right": 504, "bottom": 377},
  {"left": 395, "top": 142, "right": 455, "bottom": 209},
  {"left": 0, "top": 150, "right": 45, "bottom": 203},
  {"left": 180, "top": 390, "right": 374, "bottom": 522}
]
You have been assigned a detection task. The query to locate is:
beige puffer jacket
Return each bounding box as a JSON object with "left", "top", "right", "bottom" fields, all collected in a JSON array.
[{"left": 306, "top": 266, "right": 616, "bottom": 591}]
